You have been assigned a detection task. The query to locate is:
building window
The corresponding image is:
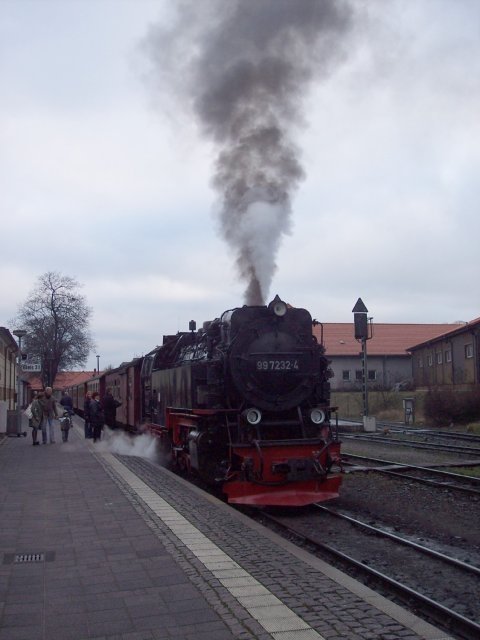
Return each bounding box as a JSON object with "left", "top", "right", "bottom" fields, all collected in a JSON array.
[
  {"left": 368, "top": 370, "right": 377, "bottom": 381},
  {"left": 436, "top": 352, "right": 442, "bottom": 365},
  {"left": 465, "top": 344, "right": 473, "bottom": 359},
  {"left": 445, "top": 350, "right": 451, "bottom": 363},
  {"left": 418, "top": 357, "right": 423, "bottom": 368},
  {"left": 427, "top": 354, "right": 433, "bottom": 366},
  {"left": 342, "top": 370, "right": 351, "bottom": 381},
  {"left": 355, "top": 370, "right": 363, "bottom": 381}
]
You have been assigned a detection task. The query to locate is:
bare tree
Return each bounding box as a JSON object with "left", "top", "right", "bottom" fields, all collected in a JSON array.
[{"left": 12, "top": 272, "right": 95, "bottom": 385}]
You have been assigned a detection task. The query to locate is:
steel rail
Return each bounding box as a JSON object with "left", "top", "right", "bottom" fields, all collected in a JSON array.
[
  {"left": 314, "top": 504, "right": 480, "bottom": 576},
  {"left": 260, "top": 511, "right": 480, "bottom": 640},
  {"left": 343, "top": 455, "right": 480, "bottom": 494},
  {"left": 340, "top": 419, "right": 480, "bottom": 443},
  {"left": 343, "top": 452, "right": 480, "bottom": 480},
  {"left": 370, "top": 468, "right": 480, "bottom": 496},
  {"left": 396, "top": 429, "right": 480, "bottom": 443},
  {"left": 342, "top": 433, "right": 480, "bottom": 456}
]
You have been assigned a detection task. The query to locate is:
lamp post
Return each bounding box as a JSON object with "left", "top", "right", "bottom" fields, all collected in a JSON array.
[
  {"left": 13, "top": 329, "right": 27, "bottom": 436},
  {"left": 96, "top": 355, "right": 100, "bottom": 373}
]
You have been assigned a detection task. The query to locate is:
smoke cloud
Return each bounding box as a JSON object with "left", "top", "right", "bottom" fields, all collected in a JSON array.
[{"left": 144, "top": 0, "right": 355, "bottom": 304}]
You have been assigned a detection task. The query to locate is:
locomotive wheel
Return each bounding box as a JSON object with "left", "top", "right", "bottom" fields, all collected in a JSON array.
[
  {"left": 175, "top": 452, "right": 190, "bottom": 475},
  {"left": 158, "top": 433, "right": 172, "bottom": 456}
]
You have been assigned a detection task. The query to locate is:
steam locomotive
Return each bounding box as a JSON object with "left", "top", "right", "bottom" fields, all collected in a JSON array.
[
  {"left": 141, "top": 295, "right": 342, "bottom": 506},
  {"left": 67, "top": 296, "right": 343, "bottom": 506}
]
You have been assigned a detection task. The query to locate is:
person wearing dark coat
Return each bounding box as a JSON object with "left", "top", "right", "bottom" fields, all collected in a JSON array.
[
  {"left": 103, "top": 387, "right": 122, "bottom": 429},
  {"left": 83, "top": 391, "right": 93, "bottom": 439},
  {"left": 60, "top": 390, "right": 74, "bottom": 414},
  {"left": 90, "top": 392, "right": 105, "bottom": 443}
]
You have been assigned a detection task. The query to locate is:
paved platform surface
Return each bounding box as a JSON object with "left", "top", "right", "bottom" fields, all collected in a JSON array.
[{"left": 0, "top": 419, "right": 454, "bottom": 640}]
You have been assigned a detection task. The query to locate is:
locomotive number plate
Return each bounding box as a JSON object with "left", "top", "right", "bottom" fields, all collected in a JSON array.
[{"left": 255, "top": 359, "right": 299, "bottom": 371}]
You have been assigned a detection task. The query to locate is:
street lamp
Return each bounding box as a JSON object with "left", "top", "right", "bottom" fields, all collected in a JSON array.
[
  {"left": 96, "top": 355, "right": 100, "bottom": 373},
  {"left": 13, "top": 329, "right": 27, "bottom": 437}
]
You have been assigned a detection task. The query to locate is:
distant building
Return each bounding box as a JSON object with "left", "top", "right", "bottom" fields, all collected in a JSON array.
[
  {"left": 0, "top": 327, "right": 19, "bottom": 410},
  {"left": 315, "top": 322, "right": 455, "bottom": 391},
  {"left": 24, "top": 371, "right": 96, "bottom": 400},
  {"left": 54, "top": 371, "right": 96, "bottom": 399},
  {"left": 408, "top": 317, "right": 480, "bottom": 389}
]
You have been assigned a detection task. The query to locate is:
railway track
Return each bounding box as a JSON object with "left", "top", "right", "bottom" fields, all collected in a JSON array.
[
  {"left": 314, "top": 504, "right": 480, "bottom": 576},
  {"left": 398, "top": 428, "right": 480, "bottom": 444},
  {"left": 341, "top": 433, "right": 480, "bottom": 456},
  {"left": 257, "top": 506, "right": 480, "bottom": 640},
  {"left": 341, "top": 419, "right": 480, "bottom": 444},
  {"left": 342, "top": 453, "right": 480, "bottom": 495}
]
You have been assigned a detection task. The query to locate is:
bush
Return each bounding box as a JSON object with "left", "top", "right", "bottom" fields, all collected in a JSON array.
[
  {"left": 331, "top": 390, "right": 428, "bottom": 423},
  {"left": 424, "top": 387, "right": 480, "bottom": 426}
]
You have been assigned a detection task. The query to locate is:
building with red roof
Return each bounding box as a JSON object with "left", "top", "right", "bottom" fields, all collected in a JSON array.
[
  {"left": 24, "top": 371, "right": 96, "bottom": 400},
  {"left": 314, "top": 322, "right": 458, "bottom": 390}
]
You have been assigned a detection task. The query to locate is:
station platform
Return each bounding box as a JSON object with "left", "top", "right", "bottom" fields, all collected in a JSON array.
[{"left": 0, "top": 418, "right": 454, "bottom": 640}]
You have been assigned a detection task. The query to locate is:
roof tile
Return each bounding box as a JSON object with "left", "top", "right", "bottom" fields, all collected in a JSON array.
[{"left": 315, "top": 323, "right": 457, "bottom": 356}]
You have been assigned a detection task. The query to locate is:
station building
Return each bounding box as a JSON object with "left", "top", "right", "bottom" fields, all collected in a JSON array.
[
  {"left": 316, "top": 322, "right": 456, "bottom": 391},
  {"left": 408, "top": 316, "right": 480, "bottom": 389}
]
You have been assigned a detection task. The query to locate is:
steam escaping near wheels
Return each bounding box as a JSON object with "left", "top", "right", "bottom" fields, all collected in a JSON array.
[{"left": 96, "top": 427, "right": 164, "bottom": 463}]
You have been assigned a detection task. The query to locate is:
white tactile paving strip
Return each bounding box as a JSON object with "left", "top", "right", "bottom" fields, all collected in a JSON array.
[{"left": 103, "top": 452, "right": 326, "bottom": 640}]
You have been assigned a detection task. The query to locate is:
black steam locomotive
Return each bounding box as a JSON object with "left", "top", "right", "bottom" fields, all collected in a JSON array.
[{"left": 142, "top": 296, "right": 342, "bottom": 506}]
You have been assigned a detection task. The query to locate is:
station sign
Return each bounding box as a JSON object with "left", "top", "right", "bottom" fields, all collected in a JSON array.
[{"left": 22, "top": 363, "right": 42, "bottom": 372}]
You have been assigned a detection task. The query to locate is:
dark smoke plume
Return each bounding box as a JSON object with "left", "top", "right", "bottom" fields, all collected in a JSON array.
[{"left": 144, "top": 0, "right": 354, "bottom": 304}]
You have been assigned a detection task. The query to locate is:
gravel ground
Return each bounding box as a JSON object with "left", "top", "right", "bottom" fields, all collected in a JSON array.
[{"left": 339, "top": 439, "right": 480, "bottom": 548}]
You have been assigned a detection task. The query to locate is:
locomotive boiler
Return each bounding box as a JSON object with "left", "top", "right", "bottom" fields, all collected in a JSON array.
[{"left": 142, "top": 296, "right": 342, "bottom": 506}]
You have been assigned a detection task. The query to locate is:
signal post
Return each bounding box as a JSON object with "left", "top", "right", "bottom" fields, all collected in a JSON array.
[{"left": 352, "top": 299, "right": 376, "bottom": 432}]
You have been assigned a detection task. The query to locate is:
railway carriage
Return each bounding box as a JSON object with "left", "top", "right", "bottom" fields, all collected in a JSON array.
[
  {"left": 86, "top": 374, "right": 104, "bottom": 400},
  {"left": 63, "top": 376, "right": 89, "bottom": 415},
  {"left": 104, "top": 358, "right": 142, "bottom": 431}
]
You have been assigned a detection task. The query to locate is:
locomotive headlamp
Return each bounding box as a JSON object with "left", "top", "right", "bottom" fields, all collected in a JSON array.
[
  {"left": 310, "top": 408, "right": 326, "bottom": 424},
  {"left": 273, "top": 301, "right": 287, "bottom": 317},
  {"left": 243, "top": 407, "right": 262, "bottom": 425},
  {"left": 269, "top": 295, "right": 287, "bottom": 317}
]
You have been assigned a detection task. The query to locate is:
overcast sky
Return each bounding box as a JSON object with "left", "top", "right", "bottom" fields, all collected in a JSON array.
[{"left": 1, "top": 0, "right": 479, "bottom": 371}]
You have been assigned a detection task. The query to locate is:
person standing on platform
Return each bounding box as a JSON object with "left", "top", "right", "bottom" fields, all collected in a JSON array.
[
  {"left": 83, "top": 391, "right": 92, "bottom": 438},
  {"left": 103, "top": 387, "right": 122, "bottom": 430},
  {"left": 41, "top": 386, "right": 58, "bottom": 444},
  {"left": 30, "top": 391, "right": 45, "bottom": 446},
  {"left": 60, "top": 390, "right": 74, "bottom": 415},
  {"left": 90, "top": 392, "right": 105, "bottom": 443}
]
